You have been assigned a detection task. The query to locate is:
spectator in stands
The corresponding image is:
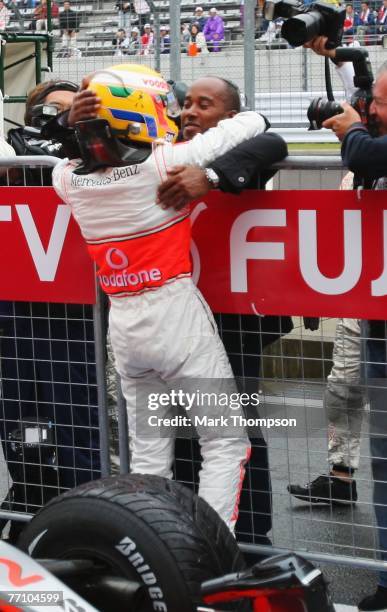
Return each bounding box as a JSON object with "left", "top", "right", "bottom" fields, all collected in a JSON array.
[
  {"left": 128, "top": 25, "right": 140, "bottom": 53},
  {"left": 187, "top": 22, "right": 209, "bottom": 55},
  {"left": 377, "top": 0, "right": 387, "bottom": 34},
  {"left": 112, "top": 27, "right": 130, "bottom": 56},
  {"left": 59, "top": 1, "right": 79, "bottom": 58},
  {"left": 0, "top": 0, "right": 10, "bottom": 30},
  {"left": 357, "top": 0, "right": 376, "bottom": 42},
  {"left": 8, "top": 0, "right": 24, "bottom": 31},
  {"left": 141, "top": 22, "right": 153, "bottom": 54},
  {"left": 133, "top": 0, "right": 149, "bottom": 32},
  {"left": 159, "top": 25, "right": 170, "bottom": 54},
  {"left": 115, "top": 0, "right": 131, "bottom": 31},
  {"left": 190, "top": 5, "right": 206, "bottom": 31},
  {"left": 343, "top": 3, "right": 361, "bottom": 39},
  {"left": 33, "top": 0, "right": 59, "bottom": 31},
  {"left": 203, "top": 7, "right": 225, "bottom": 52},
  {"left": 181, "top": 22, "right": 190, "bottom": 46}
]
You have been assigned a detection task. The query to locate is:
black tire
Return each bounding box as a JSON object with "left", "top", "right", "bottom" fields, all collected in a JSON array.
[
  {"left": 74, "top": 473, "right": 245, "bottom": 576},
  {"left": 18, "top": 475, "right": 246, "bottom": 612}
]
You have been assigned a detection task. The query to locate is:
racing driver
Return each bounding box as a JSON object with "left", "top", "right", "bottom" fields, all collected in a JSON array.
[{"left": 51, "top": 63, "right": 267, "bottom": 531}]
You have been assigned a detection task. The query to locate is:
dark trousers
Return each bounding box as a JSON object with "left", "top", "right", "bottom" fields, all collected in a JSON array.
[{"left": 174, "top": 314, "right": 293, "bottom": 540}]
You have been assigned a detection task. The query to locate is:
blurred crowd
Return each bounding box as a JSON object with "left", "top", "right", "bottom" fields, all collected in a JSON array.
[
  {"left": 0, "top": 0, "right": 386, "bottom": 61},
  {"left": 112, "top": 4, "right": 226, "bottom": 56}
]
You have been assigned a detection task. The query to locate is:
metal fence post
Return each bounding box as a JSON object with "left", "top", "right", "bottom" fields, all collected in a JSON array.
[
  {"left": 244, "top": 0, "right": 256, "bottom": 110},
  {"left": 302, "top": 46, "right": 309, "bottom": 92},
  {"left": 147, "top": 0, "right": 161, "bottom": 74},
  {"left": 116, "top": 375, "right": 130, "bottom": 474},
  {"left": 93, "top": 285, "right": 111, "bottom": 478},
  {"left": 169, "top": 0, "right": 181, "bottom": 83}
]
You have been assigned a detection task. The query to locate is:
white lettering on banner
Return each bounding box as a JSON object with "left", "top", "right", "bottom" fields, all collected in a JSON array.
[
  {"left": 230, "top": 209, "right": 286, "bottom": 292},
  {"left": 190, "top": 201, "right": 207, "bottom": 285},
  {"left": 299, "top": 210, "right": 362, "bottom": 295},
  {"left": 0, "top": 206, "right": 11, "bottom": 221},
  {"left": 372, "top": 210, "right": 387, "bottom": 296},
  {"left": 16, "top": 204, "right": 71, "bottom": 282}
]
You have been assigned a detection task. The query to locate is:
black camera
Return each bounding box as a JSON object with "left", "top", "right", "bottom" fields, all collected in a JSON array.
[
  {"left": 264, "top": 0, "right": 345, "bottom": 48},
  {"left": 307, "top": 47, "right": 376, "bottom": 133}
]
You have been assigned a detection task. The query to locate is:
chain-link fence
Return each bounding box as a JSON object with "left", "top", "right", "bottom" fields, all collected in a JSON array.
[
  {"left": 0, "top": 158, "right": 112, "bottom": 541},
  {"left": 0, "top": 92, "right": 386, "bottom": 593}
]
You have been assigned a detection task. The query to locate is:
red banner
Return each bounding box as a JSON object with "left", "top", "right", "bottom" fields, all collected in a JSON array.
[
  {"left": 0, "top": 188, "right": 95, "bottom": 304},
  {"left": 191, "top": 190, "right": 387, "bottom": 319},
  {"left": 2, "top": 187, "right": 387, "bottom": 318}
]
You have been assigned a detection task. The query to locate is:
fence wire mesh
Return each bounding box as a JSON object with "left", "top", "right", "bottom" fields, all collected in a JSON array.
[
  {"left": 0, "top": 41, "right": 386, "bottom": 584},
  {"left": 0, "top": 159, "right": 111, "bottom": 541},
  {"left": 170, "top": 159, "right": 387, "bottom": 574}
]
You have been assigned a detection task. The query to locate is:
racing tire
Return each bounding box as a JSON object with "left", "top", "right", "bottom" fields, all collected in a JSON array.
[{"left": 18, "top": 475, "right": 246, "bottom": 612}]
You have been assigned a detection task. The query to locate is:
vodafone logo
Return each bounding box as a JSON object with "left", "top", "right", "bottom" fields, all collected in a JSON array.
[
  {"left": 143, "top": 78, "right": 169, "bottom": 91},
  {"left": 106, "top": 248, "right": 129, "bottom": 270}
]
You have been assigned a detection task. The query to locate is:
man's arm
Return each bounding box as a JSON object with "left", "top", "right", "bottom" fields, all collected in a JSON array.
[
  {"left": 165, "top": 111, "right": 267, "bottom": 170},
  {"left": 157, "top": 133, "right": 287, "bottom": 210}
]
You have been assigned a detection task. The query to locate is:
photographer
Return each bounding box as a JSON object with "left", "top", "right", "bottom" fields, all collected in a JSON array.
[
  {"left": 309, "top": 35, "right": 387, "bottom": 612},
  {"left": 1, "top": 80, "right": 101, "bottom": 543}
]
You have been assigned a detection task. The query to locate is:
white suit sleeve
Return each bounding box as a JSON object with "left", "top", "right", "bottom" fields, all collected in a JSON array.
[
  {"left": 0, "top": 138, "right": 15, "bottom": 158},
  {"left": 164, "top": 111, "right": 267, "bottom": 168},
  {"left": 0, "top": 138, "right": 15, "bottom": 176},
  {"left": 335, "top": 63, "right": 356, "bottom": 102}
]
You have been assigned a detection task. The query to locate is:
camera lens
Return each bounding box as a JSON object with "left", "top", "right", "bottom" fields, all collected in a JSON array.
[
  {"left": 307, "top": 97, "right": 344, "bottom": 130},
  {"left": 281, "top": 11, "right": 323, "bottom": 46}
]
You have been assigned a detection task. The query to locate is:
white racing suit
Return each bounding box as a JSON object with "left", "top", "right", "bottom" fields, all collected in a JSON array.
[{"left": 53, "top": 111, "right": 266, "bottom": 530}]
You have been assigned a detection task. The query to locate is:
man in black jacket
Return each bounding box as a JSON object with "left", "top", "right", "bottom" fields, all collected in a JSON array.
[
  {"left": 157, "top": 76, "right": 290, "bottom": 546},
  {"left": 318, "top": 51, "right": 387, "bottom": 612},
  {"left": 59, "top": 1, "right": 79, "bottom": 58}
]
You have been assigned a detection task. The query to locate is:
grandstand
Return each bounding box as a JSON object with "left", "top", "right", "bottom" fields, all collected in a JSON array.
[{"left": 5, "top": 0, "right": 245, "bottom": 58}]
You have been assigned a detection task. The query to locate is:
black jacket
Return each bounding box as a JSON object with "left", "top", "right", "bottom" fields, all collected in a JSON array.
[
  {"left": 209, "top": 132, "right": 288, "bottom": 193},
  {"left": 342, "top": 122, "right": 387, "bottom": 185},
  {"left": 341, "top": 123, "right": 386, "bottom": 336}
]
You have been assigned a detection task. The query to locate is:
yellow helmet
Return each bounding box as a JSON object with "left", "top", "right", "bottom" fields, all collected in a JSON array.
[{"left": 87, "top": 64, "right": 180, "bottom": 146}]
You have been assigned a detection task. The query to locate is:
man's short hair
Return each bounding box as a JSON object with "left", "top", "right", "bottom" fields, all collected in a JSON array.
[{"left": 212, "top": 77, "right": 241, "bottom": 112}]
